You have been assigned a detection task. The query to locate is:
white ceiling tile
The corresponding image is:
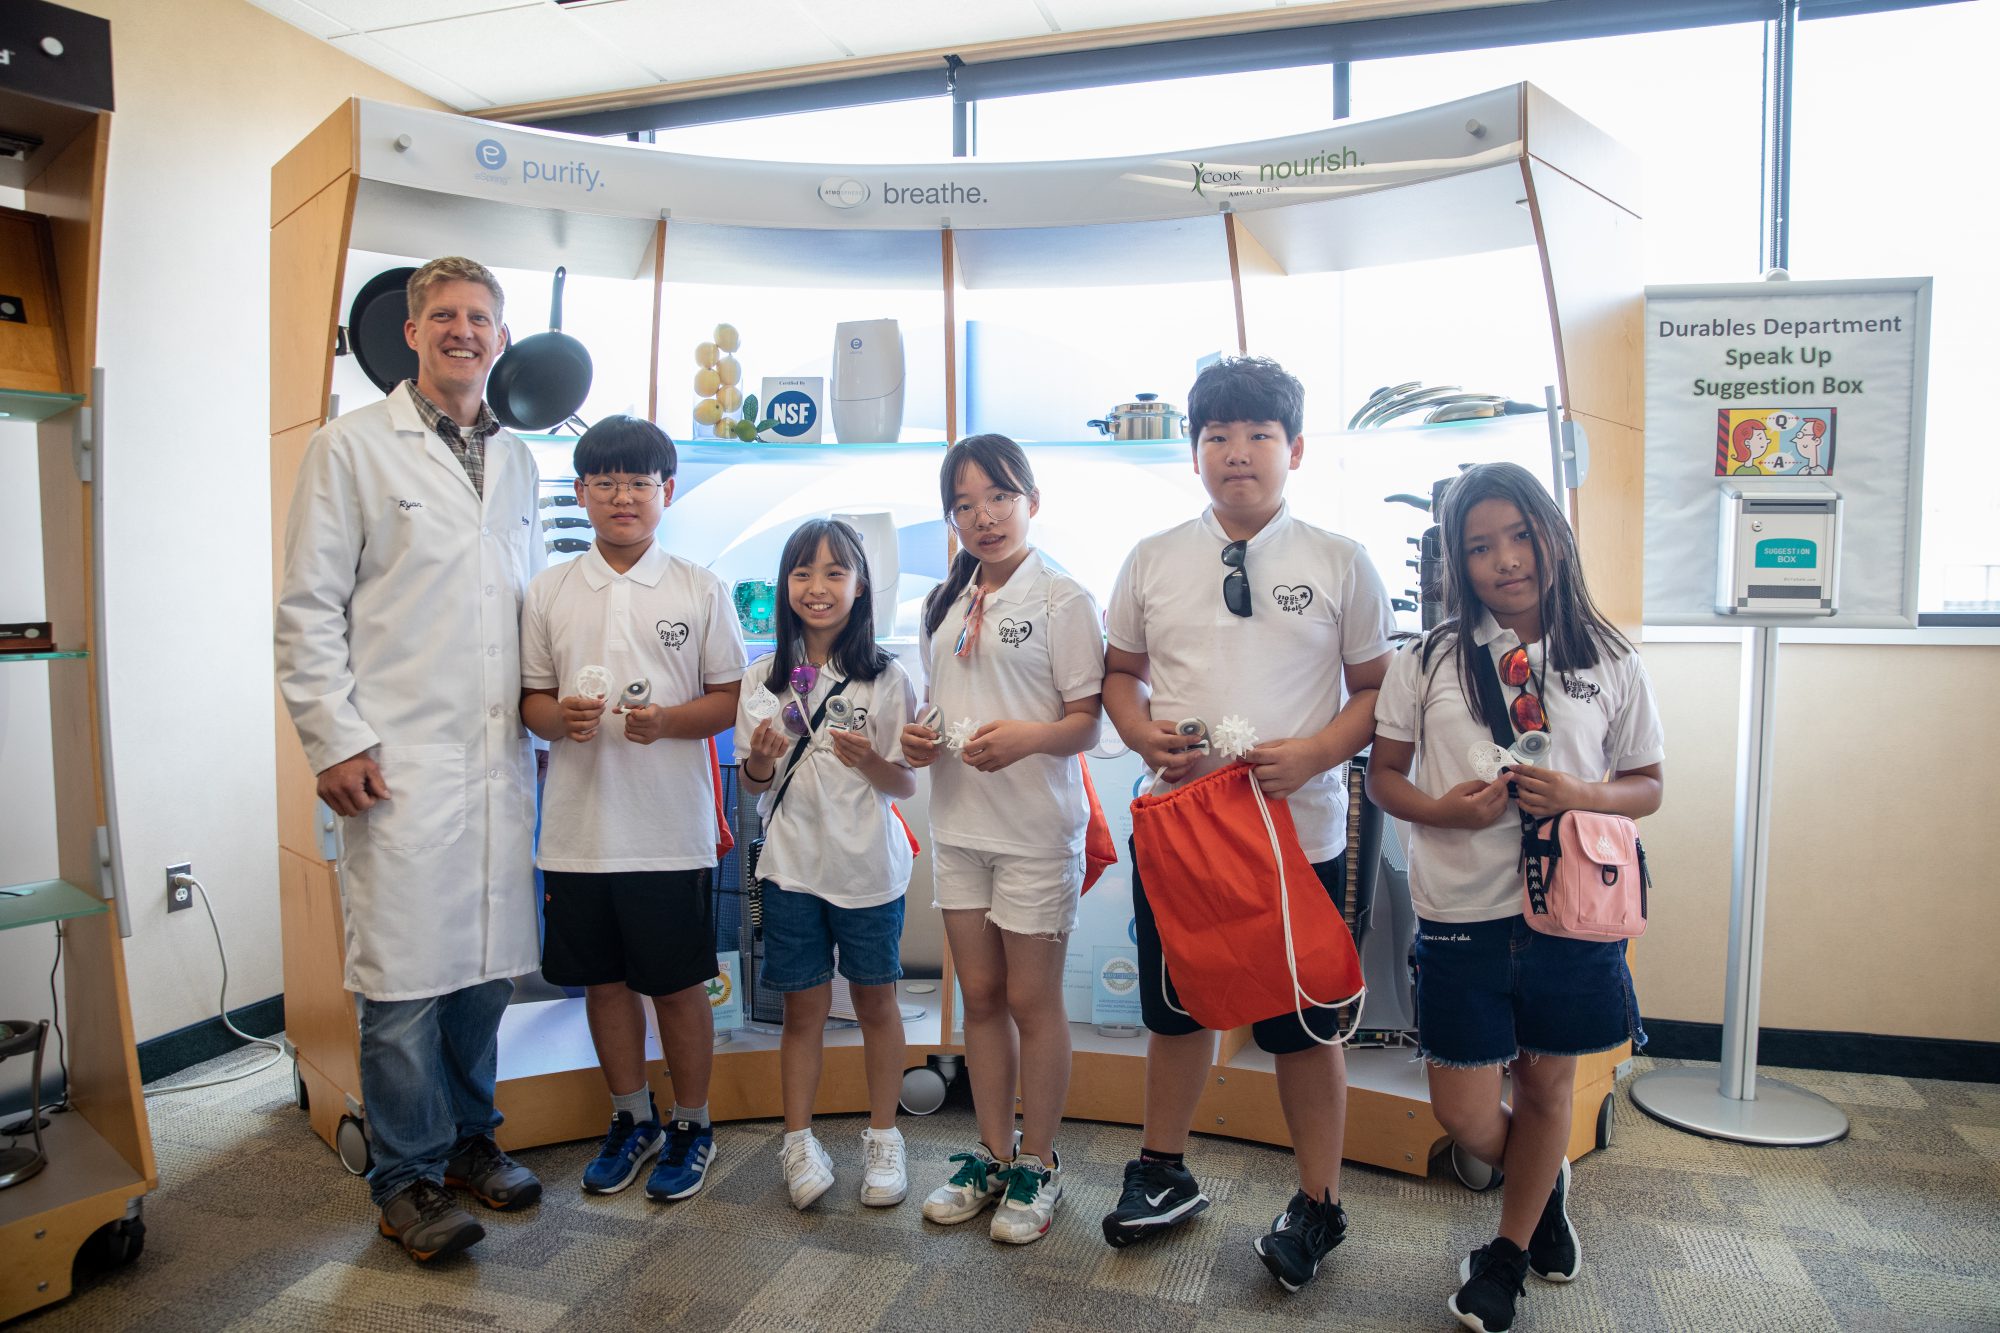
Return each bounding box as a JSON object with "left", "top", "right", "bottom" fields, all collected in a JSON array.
[
  {"left": 810, "top": 0, "right": 1055, "bottom": 58},
  {"left": 1039, "top": 0, "right": 1289, "bottom": 32},
  {"left": 329, "top": 32, "right": 498, "bottom": 110},
  {"left": 241, "top": 0, "right": 355, "bottom": 41},
  {"left": 312, "top": 0, "right": 539, "bottom": 29},
  {"left": 363, "top": 7, "right": 663, "bottom": 105},
  {"left": 563, "top": 0, "right": 849, "bottom": 84}
]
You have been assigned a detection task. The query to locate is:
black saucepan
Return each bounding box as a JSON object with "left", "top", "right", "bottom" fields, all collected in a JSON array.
[
  {"left": 345, "top": 266, "right": 419, "bottom": 395},
  {"left": 488, "top": 267, "right": 593, "bottom": 432}
]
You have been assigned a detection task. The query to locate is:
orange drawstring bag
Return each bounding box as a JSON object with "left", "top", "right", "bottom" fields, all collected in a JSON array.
[
  {"left": 1079, "top": 758, "right": 1118, "bottom": 893},
  {"left": 1129, "top": 761, "right": 1364, "bottom": 1040}
]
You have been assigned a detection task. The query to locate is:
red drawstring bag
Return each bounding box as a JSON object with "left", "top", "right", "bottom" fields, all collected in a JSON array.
[
  {"left": 708, "top": 736, "right": 735, "bottom": 859},
  {"left": 1079, "top": 758, "right": 1117, "bottom": 893},
  {"left": 1129, "top": 762, "right": 1364, "bottom": 1040}
]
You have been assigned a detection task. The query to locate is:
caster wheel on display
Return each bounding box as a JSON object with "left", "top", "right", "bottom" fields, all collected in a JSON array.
[
  {"left": 74, "top": 1214, "right": 146, "bottom": 1281},
  {"left": 898, "top": 1065, "right": 949, "bottom": 1116},
  {"left": 1596, "top": 1090, "right": 1615, "bottom": 1149},
  {"left": 293, "top": 1062, "right": 309, "bottom": 1111},
  {"left": 1451, "top": 1140, "right": 1504, "bottom": 1192},
  {"left": 336, "top": 1114, "right": 373, "bottom": 1175}
]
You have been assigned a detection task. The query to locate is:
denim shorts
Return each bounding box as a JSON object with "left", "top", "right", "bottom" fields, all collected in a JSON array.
[
  {"left": 759, "top": 882, "right": 905, "bottom": 992},
  {"left": 1413, "top": 914, "right": 1646, "bottom": 1068}
]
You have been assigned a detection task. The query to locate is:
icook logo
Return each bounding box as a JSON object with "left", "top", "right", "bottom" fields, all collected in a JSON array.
[
  {"left": 475, "top": 138, "right": 508, "bottom": 171},
  {"left": 764, "top": 389, "right": 818, "bottom": 439},
  {"left": 1189, "top": 161, "right": 1245, "bottom": 196}
]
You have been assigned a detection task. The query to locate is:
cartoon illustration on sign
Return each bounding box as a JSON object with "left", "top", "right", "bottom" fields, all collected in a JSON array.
[{"left": 1713, "top": 408, "right": 1837, "bottom": 477}]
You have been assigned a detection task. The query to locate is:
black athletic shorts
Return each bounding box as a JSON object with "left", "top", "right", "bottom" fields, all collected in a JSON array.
[
  {"left": 1130, "top": 835, "right": 1349, "bottom": 1056},
  {"left": 540, "top": 868, "right": 719, "bottom": 997}
]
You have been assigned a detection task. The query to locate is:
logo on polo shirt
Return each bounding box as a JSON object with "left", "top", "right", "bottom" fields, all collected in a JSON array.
[
  {"left": 1272, "top": 584, "right": 1314, "bottom": 614},
  {"left": 1564, "top": 675, "right": 1601, "bottom": 700},
  {"left": 998, "top": 617, "right": 1032, "bottom": 646},
  {"left": 657, "top": 620, "right": 690, "bottom": 650}
]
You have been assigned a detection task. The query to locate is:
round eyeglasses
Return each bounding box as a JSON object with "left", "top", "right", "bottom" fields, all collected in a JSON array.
[
  {"left": 583, "top": 477, "right": 661, "bottom": 499},
  {"left": 947, "top": 492, "right": 1020, "bottom": 531}
]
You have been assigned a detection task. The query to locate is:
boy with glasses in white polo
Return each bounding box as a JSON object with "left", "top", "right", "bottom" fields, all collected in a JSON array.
[
  {"left": 519, "top": 415, "right": 747, "bottom": 1203},
  {"left": 1098, "top": 356, "right": 1394, "bottom": 1294}
]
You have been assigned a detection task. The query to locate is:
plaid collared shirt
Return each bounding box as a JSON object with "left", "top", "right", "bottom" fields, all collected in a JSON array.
[{"left": 404, "top": 380, "right": 501, "bottom": 499}]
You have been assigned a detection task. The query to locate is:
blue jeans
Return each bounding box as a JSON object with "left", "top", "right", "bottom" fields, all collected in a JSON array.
[{"left": 357, "top": 977, "right": 512, "bottom": 1206}]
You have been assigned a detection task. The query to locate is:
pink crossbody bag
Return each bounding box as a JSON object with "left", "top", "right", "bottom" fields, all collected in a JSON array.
[{"left": 1466, "top": 638, "right": 1650, "bottom": 943}]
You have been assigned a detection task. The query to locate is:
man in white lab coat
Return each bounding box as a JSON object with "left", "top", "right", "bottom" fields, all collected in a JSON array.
[{"left": 276, "top": 256, "right": 544, "bottom": 1262}]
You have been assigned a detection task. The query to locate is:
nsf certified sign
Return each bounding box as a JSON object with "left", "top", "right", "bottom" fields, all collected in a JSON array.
[{"left": 758, "top": 377, "right": 824, "bottom": 443}]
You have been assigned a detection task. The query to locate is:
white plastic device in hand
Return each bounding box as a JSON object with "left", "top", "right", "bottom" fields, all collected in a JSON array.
[{"left": 575, "top": 664, "right": 614, "bottom": 701}]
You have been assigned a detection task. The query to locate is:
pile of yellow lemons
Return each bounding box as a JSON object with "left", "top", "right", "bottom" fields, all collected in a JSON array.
[{"left": 691, "top": 323, "right": 764, "bottom": 442}]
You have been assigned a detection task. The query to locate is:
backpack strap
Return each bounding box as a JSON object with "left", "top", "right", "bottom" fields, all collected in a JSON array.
[
  {"left": 1468, "top": 639, "right": 1560, "bottom": 915},
  {"left": 764, "top": 676, "right": 851, "bottom": 824}
]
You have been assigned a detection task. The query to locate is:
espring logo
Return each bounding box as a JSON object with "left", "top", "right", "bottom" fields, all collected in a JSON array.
[{"left": 474, "top": 139, "right": 508, "bottom": 171}]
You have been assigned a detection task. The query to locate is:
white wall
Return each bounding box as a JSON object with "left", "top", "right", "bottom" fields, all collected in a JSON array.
[{"left": 12, "top": 0, "right": 441, "bottom": 1046}]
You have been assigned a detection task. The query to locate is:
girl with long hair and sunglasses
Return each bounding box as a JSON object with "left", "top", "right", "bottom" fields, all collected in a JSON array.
[
  {"left": 734, "top": 518, "right": 919, "bottom": 1212},
  {"left": 900, "top": 435, "right": 1105, "bottom": 1244},
  {"left": 1367, "top": 461, "right": 1664, "bottom": 1332}
]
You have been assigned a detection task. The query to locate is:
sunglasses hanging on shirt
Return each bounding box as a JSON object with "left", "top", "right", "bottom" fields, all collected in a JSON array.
[
  {"left": 1498, "top": 644, "right": 1548, "bottom": 734},
  {"left": 1221, "top": 539, "right": 1251, "bottom": 618}
]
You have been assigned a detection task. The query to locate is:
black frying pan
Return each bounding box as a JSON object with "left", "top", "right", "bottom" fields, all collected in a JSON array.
[
  {"left": 346, "top": 266, "right": 419, "bottom": 395},
  {"left": 488, "top": 267, "right": 593, "bottom": 432}
]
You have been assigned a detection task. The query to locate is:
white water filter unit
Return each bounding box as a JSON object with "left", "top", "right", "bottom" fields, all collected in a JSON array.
[
  {"left": 831, "top": 319, "right": 904, "bottom": 443},
  {"left": 832, "top": 509, "right": 900, "bottom": 637}
]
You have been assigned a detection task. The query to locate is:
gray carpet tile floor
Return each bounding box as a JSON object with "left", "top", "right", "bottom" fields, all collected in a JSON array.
[{"left": 15, "top": 1046, "right": 2000, "bottom": 1331}]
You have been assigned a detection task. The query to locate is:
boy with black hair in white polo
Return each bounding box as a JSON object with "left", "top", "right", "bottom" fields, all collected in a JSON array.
[
  {"left": 1098, "top": 356, "right": 1394, "bottom": 1293},
  {"left": 519, "top": 414, "right": 746, "bottom": 1202}
]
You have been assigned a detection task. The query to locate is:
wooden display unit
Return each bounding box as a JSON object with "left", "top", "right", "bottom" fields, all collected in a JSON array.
[
  {"left": 270, "top": 84, "right": 1641, "bottom": 1176},
  {"left": 1, "top": 74, "right": 158, "bottom": 1322}
]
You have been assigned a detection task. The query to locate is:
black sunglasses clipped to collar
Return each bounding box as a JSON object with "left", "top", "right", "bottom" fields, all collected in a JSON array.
[{"left": 1221, "top": 539, "right": 1251, "bottom": 617}]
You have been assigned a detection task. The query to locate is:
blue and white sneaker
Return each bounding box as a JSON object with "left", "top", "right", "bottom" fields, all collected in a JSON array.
[
  {"left": 645, "top": 1119, "right": 715, "bottom": 1201},
  {"left": 581, "top": 1109, "right": 664, "bottom": 1195}
]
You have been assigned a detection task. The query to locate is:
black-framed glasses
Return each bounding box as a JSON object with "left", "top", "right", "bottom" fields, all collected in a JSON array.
[
  {"left": 1221, "top": 539, "right": 1251, "bottom": 617},
  {"left": 946, "top": 491, "right": 1020, "bottom": 531},
  {"left": 583, "top": 477, "right": 661, "bottom": 499}
]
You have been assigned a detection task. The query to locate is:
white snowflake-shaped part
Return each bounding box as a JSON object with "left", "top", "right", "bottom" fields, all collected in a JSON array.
[
  {"left": 1211, "top": 714, "right": 1259, "bottom": 760},
  {"left": 942, "top": 718, "right": 979, "bottom": 752},
  {"left": 1467, "top": 740, "right": 1513, "bottom": 782},
  {"left": 574, "top": 664, "right": 613, "bottom": 700},
  {"left": 743, "top": 683, "right": 782, "bottom": 721}
]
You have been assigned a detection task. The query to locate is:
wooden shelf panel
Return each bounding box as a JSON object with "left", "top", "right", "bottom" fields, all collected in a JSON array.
[
  {"left": 0, "top": 1108, "right": 145, "bottom": 1231},
  {"left": 0, "top": 879, "right": 105, "bottom": 933}
]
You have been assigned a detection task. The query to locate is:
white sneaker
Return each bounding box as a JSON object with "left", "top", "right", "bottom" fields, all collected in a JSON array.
[
  {"left": 781, "top": 1129, "right": 834, "bottom": 1210},
  {"left": 859, "top": 1126, "right": 908, "bottom": 1207},
  {"left": 921, "top": 1139, "right": 1014, "bottom": 1225},
  {"left": 990, "top": 1150, "right": 1062, "bottom": 1245}
]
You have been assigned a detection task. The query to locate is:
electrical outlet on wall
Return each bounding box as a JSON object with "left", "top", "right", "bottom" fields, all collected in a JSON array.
[{"left": 166, "top": 862, "right": 193, "bottom": 913}]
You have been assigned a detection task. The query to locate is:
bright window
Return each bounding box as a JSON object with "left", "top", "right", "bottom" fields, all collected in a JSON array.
[
  {"left": 1792, "top": 2, "right": 2000, "bottom": 612},
  {"left": 643, "top": 98, "right": 954, "bottom": 163},
  {"left": 971, "top": 65, "right": 1334, "bottom": 160}
]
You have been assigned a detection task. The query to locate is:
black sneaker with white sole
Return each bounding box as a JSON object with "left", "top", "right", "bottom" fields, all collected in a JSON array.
[
  {"left": 1099, "top": 1158, "right": 1209, "bottom": 1249},
  {"left": 1449, "top": 1237, "right": 1530, "bottom": 1332},
  {"left": 1526, "top": 1156, "right": 1580, "bottom": 1282},
  {"left": 1252, "top": 1188, "right": 1347, "bottom": 1292}
]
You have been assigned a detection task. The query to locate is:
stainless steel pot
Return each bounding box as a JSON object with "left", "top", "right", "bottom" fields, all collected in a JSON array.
[{"left": 1086, "top": 392, "right": 1185, "bottom": 440}]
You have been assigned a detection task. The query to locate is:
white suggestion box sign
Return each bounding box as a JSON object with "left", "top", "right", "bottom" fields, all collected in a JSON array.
[{"left": 1644, "top": 277, "right": 1930, "bottom": 628}]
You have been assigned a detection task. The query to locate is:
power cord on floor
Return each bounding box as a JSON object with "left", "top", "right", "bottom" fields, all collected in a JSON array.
[{"left": 144, "top": 873, "right": 289, "bottom": 1097}]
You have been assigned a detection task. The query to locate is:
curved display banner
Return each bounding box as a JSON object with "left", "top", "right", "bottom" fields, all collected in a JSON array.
[{"left": 355, "top": 86, "right": 1523, "bottom": 233}]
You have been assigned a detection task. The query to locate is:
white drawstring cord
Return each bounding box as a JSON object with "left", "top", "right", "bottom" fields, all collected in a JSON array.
[{"left": 1244, "top": 773, "right": 1368, "bottom": 1048}]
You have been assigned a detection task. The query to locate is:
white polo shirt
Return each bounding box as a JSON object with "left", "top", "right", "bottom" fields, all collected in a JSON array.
[
  {"left": 521, "top": 543, "right": 748, "bottom": 872},
  {"left": 919, "top": 549, "right": 1106, "bottom": 858},
  {"left": 1373, "top": 611, "right": 1666, "bottom": 923},
  {"left": 734, "top": 653, "right": 918, "bottom": 909},
  {"left": 1105, "top": 502, "right": 1395, "bottom": 861}
]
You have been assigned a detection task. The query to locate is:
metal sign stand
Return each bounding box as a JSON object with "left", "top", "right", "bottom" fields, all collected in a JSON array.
[{"left": 1627, "top": 626, "right": 1848, "bottom": 1145}]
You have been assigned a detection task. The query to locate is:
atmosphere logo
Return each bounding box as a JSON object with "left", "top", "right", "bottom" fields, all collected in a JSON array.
[
  {"left": 818, "top": 177, "right": 870, "bottom": 208},
  {"left": 474, "top": 138, "right": 508, "bottom": 171}
]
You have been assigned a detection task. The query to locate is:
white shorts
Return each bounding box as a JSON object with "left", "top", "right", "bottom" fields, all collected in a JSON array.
[{"left": 930, "top": 842, "right": 1084, "bottom": 938}]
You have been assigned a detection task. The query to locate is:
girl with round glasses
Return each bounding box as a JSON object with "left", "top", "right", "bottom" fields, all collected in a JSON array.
[
  {"left": 902, "top": 435, "right": 1106, "bottom": 1245},
  {"left": 734, "top": 518, "right": 919, "bottom": 1213}
]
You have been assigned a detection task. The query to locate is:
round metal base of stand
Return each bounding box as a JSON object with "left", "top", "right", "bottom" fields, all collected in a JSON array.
[{"left": 1629, "top": 1068, "right": 1849, "bottom": 1146}]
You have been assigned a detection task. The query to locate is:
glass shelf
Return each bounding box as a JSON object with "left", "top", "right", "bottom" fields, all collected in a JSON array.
[
  {"left": 0, "top": 388, "right": 87, "bottom": 423},
  {"left": 0, "top": 879, "right": 107, "bottom": 933},
  {"left": 0, "top": 651, "right": 86, "bottom": 662}
]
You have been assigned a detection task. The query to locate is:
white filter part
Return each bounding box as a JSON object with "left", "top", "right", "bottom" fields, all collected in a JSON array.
[
  {"left": 832, "top": 319, "right": 905, "bottom": 399},
  {"left": 830, "top": 389, "right": 905, "bottom": 445},
  {"left": 833, "top": 508, "right": 900, "bottom": 637}
]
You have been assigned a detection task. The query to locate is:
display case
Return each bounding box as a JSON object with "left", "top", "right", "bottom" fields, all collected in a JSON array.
[
  {"left": 1, "top": 53, "right": 156, "bottom": 1321},
  {"left": 271, "top": 83, "right": 1642, "bottom": 1175}
]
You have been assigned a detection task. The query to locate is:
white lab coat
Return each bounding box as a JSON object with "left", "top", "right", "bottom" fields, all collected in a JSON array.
[{"left": 276, "top": 383, "right": 543, "bottom": 1001}]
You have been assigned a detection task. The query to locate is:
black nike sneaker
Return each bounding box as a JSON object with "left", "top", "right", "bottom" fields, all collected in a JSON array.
[
  {"left": 1100, "top": 1157, "right": 1210, "bottom": 1249},
  {"left": 1253, "top": 1187, "right": 1348, "bottom": 1292}
]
